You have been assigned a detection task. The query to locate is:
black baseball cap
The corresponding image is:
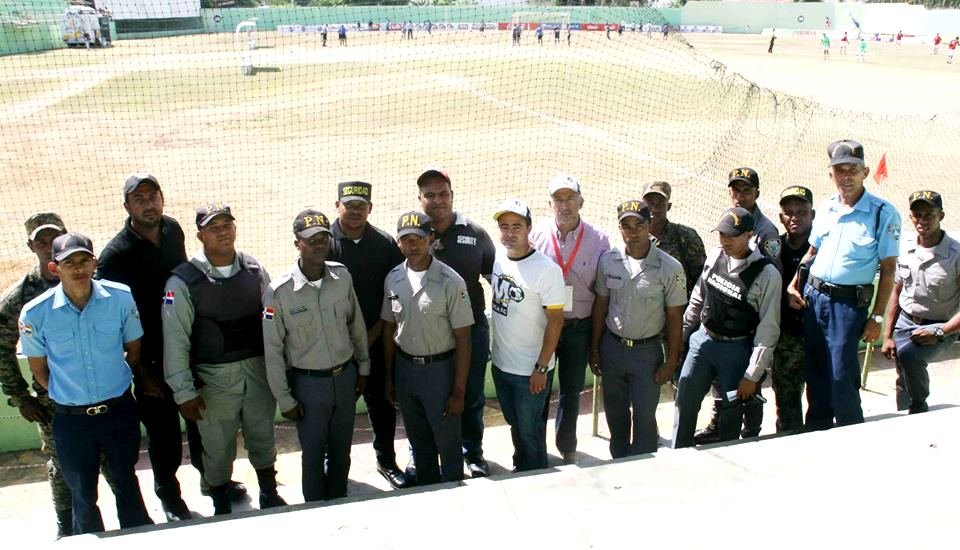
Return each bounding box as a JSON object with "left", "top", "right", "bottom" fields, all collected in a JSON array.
[
  {"left": 617, "top": 199, "right": 652, "bottom": 222},
  {"left": 123, "top": 173, "right": 161, "bottom": 197},
  {"left": 338, "top": 181, "right": 372, "bottom": 203},
  {"left": 396, "top": 211, "right": 432, "bottom": 239},
  {"left": 24, "top": 212, "right": 66, "bottom": 240},
  {"left": 827, "top": 140, "right": 865, "bottom": 166},
  {"left": 195, "top": 202, "right": 234, "bottom": 229},
  {"left": 52, "top": 232, "right": 94, "bottom": 262},
  {"left": 909, "top": 190, "right": 943, "bottom": 209},
  {"left": 728, "top": 167, "right": 760, "bottom": 188},
  {"left": 714, "top": 207, "right": 755, "bottom": 236},
  {"left": 779, "top": 185, "right": 814, "bottom": 205},
  {"left": 293, "top": 209, "right": 332, "bottom": 239},
  {"left": 416, "top": 166, "right": 451, "bottom": 187}
]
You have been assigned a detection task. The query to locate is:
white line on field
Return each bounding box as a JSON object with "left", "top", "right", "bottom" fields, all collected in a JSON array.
[{"left": 0, "top": 70, "right": 120, "bottom": 123}]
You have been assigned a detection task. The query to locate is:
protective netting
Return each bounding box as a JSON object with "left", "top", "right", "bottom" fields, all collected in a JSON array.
[{"left": 1, "top": 2, "right": 957, "bottom": 289}]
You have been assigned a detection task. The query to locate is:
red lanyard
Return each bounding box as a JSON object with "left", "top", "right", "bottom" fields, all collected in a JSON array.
[{"left": 550, "top": 224, "right": 585, "bottom": 279}]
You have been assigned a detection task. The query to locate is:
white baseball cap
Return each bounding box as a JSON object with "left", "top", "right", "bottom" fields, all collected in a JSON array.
[
  {"left": 493, "top": 198, "right": 532, "bottom": 224},
  {"left": 548, "top": 174, "right": 581, "bottom": 195}
]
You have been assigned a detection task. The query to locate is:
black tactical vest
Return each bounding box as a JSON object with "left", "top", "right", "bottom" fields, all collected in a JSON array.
[
  {"left": 172, "top": 254, "right": 264, "bottom": 365},
  {"left": 701, "top": 253, "right": 772, "bottom": 338}
]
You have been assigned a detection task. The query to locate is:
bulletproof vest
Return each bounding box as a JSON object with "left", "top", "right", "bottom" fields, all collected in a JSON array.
[
  {"left": 701, "top": 253, "right": 772, "bottom": 338},
  {"left": 172, "top": 253, "right": 264, "bottom": 365}
]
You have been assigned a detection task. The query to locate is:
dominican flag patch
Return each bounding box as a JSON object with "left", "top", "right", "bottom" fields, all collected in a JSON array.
[
  {"left": 162, "top": 291, "right": 175, "bottom": 305},
  {"left": 18, "top": 321, "right": 32, "bottom": 336},
  {"left": 262, "top": 307, "right": 275, "bottom": 320}
]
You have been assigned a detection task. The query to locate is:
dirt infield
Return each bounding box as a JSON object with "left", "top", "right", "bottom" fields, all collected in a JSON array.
[{"left": 1, "top": 30, "right": 957, "bottom": 288}]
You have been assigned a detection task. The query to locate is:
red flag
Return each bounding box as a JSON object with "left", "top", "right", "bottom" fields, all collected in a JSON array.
[{"left": 873, "top": 153, "right": 888, "bottom": 186}]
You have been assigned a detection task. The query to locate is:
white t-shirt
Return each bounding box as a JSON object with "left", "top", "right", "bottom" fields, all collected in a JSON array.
[
  {"left": 491, "top": 248, "right": 566, "bottom": 376},
  {"left": 406, "top": 268, "right": 427, "bottom": 295}
]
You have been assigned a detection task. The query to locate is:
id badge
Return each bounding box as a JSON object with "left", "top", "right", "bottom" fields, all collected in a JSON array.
[{"left": 564, "top": 285, "right": 573, "bottom": 312}]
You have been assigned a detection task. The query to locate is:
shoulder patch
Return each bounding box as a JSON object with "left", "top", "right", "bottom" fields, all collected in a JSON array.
[
  {"left": 763, "top": 239, "right": 782, "bottom": 259},
  {"left": 887, "top": 223, "right": 901, "bottom": 240},
  {"left": 262, "top": 307, "right": 275, "bottom": 321},
  {"left": 18, "top": 321, "right": 33, "bottom": 336},
  {"left": 162, "top": 290, "right": 175, "bottom": 305}
]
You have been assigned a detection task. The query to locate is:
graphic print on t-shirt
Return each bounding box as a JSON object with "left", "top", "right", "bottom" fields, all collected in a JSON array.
[{"left": 492, "top": 274, "right": 525, "bottom": 316}]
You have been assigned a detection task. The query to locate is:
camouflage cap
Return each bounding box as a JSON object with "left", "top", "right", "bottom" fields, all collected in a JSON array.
[{"left": 24, "top": 212, "right": 66, "bottom": 241}]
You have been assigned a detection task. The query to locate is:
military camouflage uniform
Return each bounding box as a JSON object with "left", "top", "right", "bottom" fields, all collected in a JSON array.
[
  {"left": 0, "top": 265, "right": 68, "bottom": 513},
  {"left": 771, "top": 331, "right": 804, "bottom": 431},
  {"left": 651, "top": 221, "right": 707, "bottom": 297}
]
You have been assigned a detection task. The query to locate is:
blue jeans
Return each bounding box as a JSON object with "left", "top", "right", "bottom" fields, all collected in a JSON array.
[
  {"left": 803, "top": 285, "right": 868, "bottom": 429},
  {"left": 548, "top": 318, "right": 592, "bottom": 454},
  {"left": 462, "top": 317, "right": 490, "bottom": 460},
  {"left": 600, "top": 331, "right": 663, "bottom": 457},
  {"left": 672, "top": 328, "right": 752, "bottom": 448},
  {"left": 893, "top": 313, "right": 957, "bottom": 413},
  {"left": 493, "top": 366, "right": 555, "bottom": 471},
  {"left": 53, "top": 392, "right": 152, "bottom": 534}
]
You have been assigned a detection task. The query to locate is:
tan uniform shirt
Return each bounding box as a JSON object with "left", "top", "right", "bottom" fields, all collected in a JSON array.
[{"left": 896, "top": 232, "right": 960, "bottom": 321}]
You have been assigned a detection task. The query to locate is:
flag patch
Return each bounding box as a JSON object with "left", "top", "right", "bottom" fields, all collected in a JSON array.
[
  {"left": 162, "top": 291, "right": 175, "bottom": 305},
  {"left": 18, "top": 321, "right": 32, "bottom": 336},
  {"left": 262, "top": 307, "right": 275, "bottom": 320}
]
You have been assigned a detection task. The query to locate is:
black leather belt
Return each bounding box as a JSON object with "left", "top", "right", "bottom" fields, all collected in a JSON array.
[
  {"left": 291, "top": 361, "right": 352, "bottom": 377},
  {"left": 54, "top": 390, "right": 130, "bottom": 416},
  {"left": 808, "top": 275, "right": 873, "bottom": 301},
  {"left": 902, "top": 312, "right": 947, "bottom": 325},
  {"left": 704, "top": 328, "right": 752, "bottom": 342},
  {"left": 563, "top": 317, "right": 590, "bottom": 328},
  {"left": 397, "top": 348, "right": 455, "bottom": 365},
  {"left": 616, "top": 334, "right": 660, "bottom": 348}
]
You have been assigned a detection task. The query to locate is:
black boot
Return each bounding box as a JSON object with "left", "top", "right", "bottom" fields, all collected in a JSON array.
[
  {"left": 208, "top": 483, "right": 232, "bottom": 516},
  {"left": 56, "top": 508, "right": 73, "bottom": 539},
  {"left": 693, "top": 399, "right": 722, "bottom": 445},
  {"left": 256, "top": 467, "right": 287, "bottom": 509},
  {"left": 156, "top": 481, "right": 192, "bottom": 521}
]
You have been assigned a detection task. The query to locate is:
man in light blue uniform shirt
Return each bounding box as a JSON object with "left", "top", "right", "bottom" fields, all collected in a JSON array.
[
  {"left": 19, "top": 233, "right": 154, "bottom": 535},
  {"left": 787, "top": 140, "right": 901, "bottom": 429}
]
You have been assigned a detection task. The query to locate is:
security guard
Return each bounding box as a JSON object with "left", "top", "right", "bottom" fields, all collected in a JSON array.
[
  {"left": 672, "top": 208, "right": 781, "bottom": 448},
  {"left": 382, "top": 212, "right": 473, "bottom": 485},
  {"left": 326, "top": 181, "right": 408, "bottom": 489},
  {"left": 263, "top": 209, "right": 370, "bottom": 501},
  {"left": 0, "top": 213, "right": 72, "bottom": 536},
  {"left": 19, "top": 233, "right": 153, "bottom": 534},
  {"left": 882, "top": 191, "right": 960, "bottom": 414},
  {"left": 162, "top": 203, "right": 285, "bottom": 515},
  {"left": 591, "top": 200, "right": 687, "bottom": 457},
  {"left": 787, "top": 140, "right": 901, "bottom": 429}
]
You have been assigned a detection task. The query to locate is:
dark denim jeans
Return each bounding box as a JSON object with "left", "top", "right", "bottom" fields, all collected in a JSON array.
[{"left": 493, "top": 366, "right": 555, "bottom": 471}]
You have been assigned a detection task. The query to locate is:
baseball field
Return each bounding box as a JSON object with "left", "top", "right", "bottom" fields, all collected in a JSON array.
[{"left": 1, "top": 28, "right": 958, "bottom": 288}]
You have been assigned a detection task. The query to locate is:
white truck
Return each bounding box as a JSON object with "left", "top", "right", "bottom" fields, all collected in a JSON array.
[{"left": 60, "top": 5, "right": 109, "bottom": 48}]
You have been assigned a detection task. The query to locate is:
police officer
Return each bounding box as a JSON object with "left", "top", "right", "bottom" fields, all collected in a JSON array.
[
  {"left": 162, "top": 203, "right": 285, "bottom": 515},
  {"left": 672, "top": 208, "right": 781, "bottom": 448},
  {"left": 0, "top": 213, "right": 72, "bottom": 536},
  {"left": 416, "top": 166, "right": 496, "bottom": 477},
  {"left": 326, "top": 181, "right": 408, "bottom": 489},
  {"left": 882, "top": 191, "right": 960, "bottom": 414},
  {"left": 382, "top": 212, "right": 473, "bottom": 485},
  {"left": 642, "top": 181, "right": 706, "bottom": 297},
  {"left": 530, "top": 174, "right": 611, "bottom": 465},
  {"left": 787, "top": 140, "right": 901, "bottom": 430},
  {"left": 591, "top": 200, "right": 687, "bottom": 457},
  {"left": 772, "top": 186, "right": 815, "bottom": 432},
  {"left": 96, "top": 174, "right": 193, "bottom": 521},
  {"left": 263, "top": 209, "right": 370, "bottom": 501},
  {"left": 19, "top": 233, "right": 153, "bottom": 534}
]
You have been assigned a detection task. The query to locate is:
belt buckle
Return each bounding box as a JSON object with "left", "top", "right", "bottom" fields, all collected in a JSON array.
[
  {"left": 331, "top": 365, "right": 344, "bottom": 377},
  {"left": 85, "top": 404, "right": 108, "bottom": 416},
  {"left": 621, "top": 338, "right": 634, "bottom": 348},
  {"left": 413, "top": 356, "right": 426, "bottom": 365}
]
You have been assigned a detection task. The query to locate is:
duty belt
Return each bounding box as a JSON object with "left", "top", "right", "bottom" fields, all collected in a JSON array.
[
  {"left": 808, "top": 275, "right": 873, "bottom": 301},
  {"left": 901, "top": 312, "right": 948, "bottom": 326},
  {"left": 615, "top": 334, "right": 660, "bottom": 348},
  {"left": 397, "top": 348, "right": 455, "bottom": 365},
  {"left": 291, "top": 361, "right": 352, "bottom": 377},
  {"left": 54, "top": 390, "right": 131, "bottom": 416}
]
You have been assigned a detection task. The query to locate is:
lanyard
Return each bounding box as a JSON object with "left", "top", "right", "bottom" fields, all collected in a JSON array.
[{"left": 550, "top": 224, "right": 585, "bottom": 279}]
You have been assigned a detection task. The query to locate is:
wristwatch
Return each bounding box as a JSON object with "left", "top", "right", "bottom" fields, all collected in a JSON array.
[
  {"left": 870, "top": 314, "right": 884, "bottom": 324},
  {"left": 935, "top": 327, "right": 945, "bottom": 342},
  {"left": 534, "top": 363, "right": 549, "bottom": 375}
]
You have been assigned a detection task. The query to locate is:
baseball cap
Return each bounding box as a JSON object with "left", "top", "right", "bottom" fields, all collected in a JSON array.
[
  {"left": 396, "top": 211, "right": 432, "bottom": 239},
  {"left": 728, "top": 167, "right": 760, "bottom": 188},
  {"left": 493, "top": 198, "right": 532, "bottom": 224},
  {"left": 338, "top": 181, "right": 372, "bottom": 203},
  {"left": 827, "top": 140, "right": 865, "bottom": 166},
  {"left": 416, "top": 166, "right": 451, "bottom": 187},
  {"left": 713, "top": 207, "right": 755, "bottom": 236},
  {"left": 123, "top": 173, "right": 160, "bottom": 197},
  {"left": 641, "top": 181, "right": 672, "bottom": 201},
  {"left": 617, "top": 199, "right": 652, "bottom": 222},
  {"left": 548, "top": 174, "right": 581, "bottom": 195},
  {"left": 24, "top": 212, "right": 66, "bottom": 241},
  {"left": 909, "top": 190, "right": 943, "bottom": 209},
  {"left": 293, "top": 209, "right": 332, "bottom": 239},
  {"left": 52, "top": 232, "right": 94, "bottom": 262},
  {"left": 779, "top": 185, "right": 814, "bottom": 205},
  {"left": 195, "top": 202, "right": 235, "bottom": 229}
]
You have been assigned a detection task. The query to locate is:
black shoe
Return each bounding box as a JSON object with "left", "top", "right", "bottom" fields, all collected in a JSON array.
[
  {"left": 465, "top": 456, "right": 490, "bottom": 478},
  {"left": 161, "top": 497, "right": 193, "bottom": 521},
  {"left": 208, "top": 484, "right": 232, "bottom": 516},
  {"left": 259, "top": 491, "right": 287, "bottom": 509},
  {"left": 377, "top": 463, "right": 411, "bottom": 489},
  {"left": 693, "top": 425, "right": 721, "bottom": 445},
  {"left": 561, "top": 451, "right": 578, "bottom": 465},
  {"left": 201, "top": 479, "right": 247, "bottom": 501}
]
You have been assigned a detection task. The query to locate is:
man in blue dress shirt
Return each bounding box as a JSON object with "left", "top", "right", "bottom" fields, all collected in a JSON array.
[{"left": 19, "top": 233, "right": 153, "bottom": 535}]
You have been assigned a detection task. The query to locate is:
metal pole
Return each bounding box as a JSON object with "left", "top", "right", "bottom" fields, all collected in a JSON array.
[
  {"left": 861, "top": 342, "right": 873, "bottom": 389},
  {"left": 591, "top": 373, "right": 602, "bottom": 437}
]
